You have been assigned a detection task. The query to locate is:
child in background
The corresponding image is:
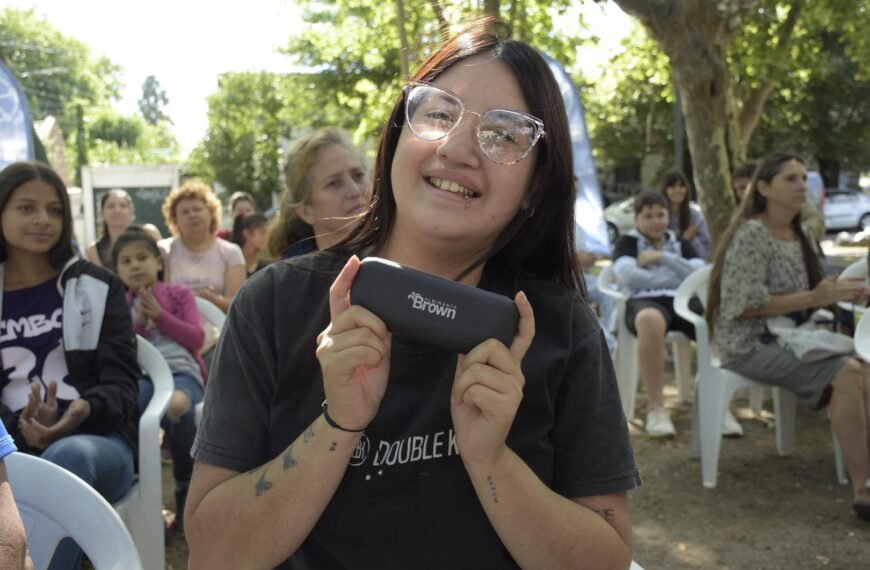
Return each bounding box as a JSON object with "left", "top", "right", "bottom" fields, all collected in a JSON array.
[
  {"left": 113, "top": 226, "right": 206, "bottom": 531},
  {"left": 230, "top": 213, "right": 269, "bottom": 277}
]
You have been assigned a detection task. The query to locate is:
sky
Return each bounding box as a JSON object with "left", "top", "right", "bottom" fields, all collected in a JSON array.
[{"left": 10, "top": 1, "right": 632, "bottom": 155}]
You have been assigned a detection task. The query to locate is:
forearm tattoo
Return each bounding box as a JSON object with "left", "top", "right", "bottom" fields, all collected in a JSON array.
[
  {"left": 303, "top": 424, "right": 315, "bottom": 444},
  {"left": 486, "top": 475, "right": 499, "bottom": 504},
  {"left": 282, "top": 444, "right": 298, "bottom": 470},
  {"left": 254, "top": 469, "right": 273, "bottom": 497},
  {"left": 593, "top": 508, "right": 616, "bottom": 522}
]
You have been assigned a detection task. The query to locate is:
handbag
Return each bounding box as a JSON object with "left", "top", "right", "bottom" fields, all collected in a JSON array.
[{"left": 766, "top": 311, "right": 854, "bottom": 363}]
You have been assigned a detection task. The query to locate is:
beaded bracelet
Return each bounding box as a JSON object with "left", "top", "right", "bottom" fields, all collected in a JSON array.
[{"left": 321, "top": 401, "right": 367, "bottom": 433}]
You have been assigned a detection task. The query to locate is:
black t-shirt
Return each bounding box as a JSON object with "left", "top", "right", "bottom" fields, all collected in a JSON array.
[{"left": 193, "top": 251, "right": 640, "bottom": 569}]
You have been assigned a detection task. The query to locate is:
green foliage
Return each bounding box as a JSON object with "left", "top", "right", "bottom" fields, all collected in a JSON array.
[
  {"left": 193, "top": 0, "right": 592, "bottom": 205},
  {"left": 88, "top": 108, "right": 181, "bottom": 165},
  {"left": 0, "top": 7, "right": 121, "bottom": 149},
  {"left": 0, "top": 8, "right": 181, "bottom": 176},
  {"left": 138, "top": 75, "right": 170, "bottom": 125},
  {"left": 190, "top": 72, "right": 289, "bottom": 205},
  {"left": 584, "top": 23, "right": 674, "bottom": 173},
  {"left": 588, "top": 0, "right": 870, "bottom": 177}
]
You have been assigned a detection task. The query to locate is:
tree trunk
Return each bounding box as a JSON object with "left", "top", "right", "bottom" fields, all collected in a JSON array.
[
  {"left": 675, "top": 58, "right": 738, "bottom": 245},
  {"left": 396, "top": 0, "right": 410, "bottom": 80},
  {"left": 611, "top": 0, "right": 754, "bottom": 244},
  {"left": 484, "top": 0, "right": 500, "bottom": 16}
]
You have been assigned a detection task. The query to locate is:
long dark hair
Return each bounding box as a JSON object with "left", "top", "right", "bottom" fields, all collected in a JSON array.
[
  {"left": 340, "top": 18, "right": 582, "bottom": 292},
  {"left": 706, "top": 152, "right": 822, "bottom": 329},
  {"left": 0, "top": 161, "right": 75, "bottom": 269},
  {"left": 660, "top": 171, "right": 691, "bottom": 234}
]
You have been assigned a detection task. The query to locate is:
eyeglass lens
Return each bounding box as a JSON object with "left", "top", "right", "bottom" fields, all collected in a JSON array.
[{"left": 406, "top": 85, "right": 541, "bottom": 164}]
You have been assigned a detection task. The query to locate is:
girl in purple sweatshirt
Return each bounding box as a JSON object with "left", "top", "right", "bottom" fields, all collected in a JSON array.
[{"left": 113, "top": 226, "right": 206, "bottom": 531}]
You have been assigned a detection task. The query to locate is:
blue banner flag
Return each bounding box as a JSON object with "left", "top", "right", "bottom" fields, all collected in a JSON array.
[
  {"left": 0, "top": 59, "right": 35, "bottom": 170},
  {"left": 541, "top": 52, "right": 611, "bottom": 256}
]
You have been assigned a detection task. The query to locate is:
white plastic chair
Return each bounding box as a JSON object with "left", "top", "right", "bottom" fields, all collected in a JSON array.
[
  {"left": 195, "top": 296, "right": 227, "bottom": 332},
  {"left": 194, "top": 297, "right": 226, "bottom": 426},
  {"left": 675, "top": 266, "right": 847, "bottom": 488},
  {"left": 598, "top": 263, "right": 694, "bottom": 420},
  {"left": 6, "top": 452, "right": 143, "bottom": 570},
  {"left": 112, "top": 336, "right": 173, "bottom": 570},
  {"left": 837, "top": 257, "right": 867, "bottom": 316}
]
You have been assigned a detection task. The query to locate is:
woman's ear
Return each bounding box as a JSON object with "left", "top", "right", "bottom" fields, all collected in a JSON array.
[
  {"left": 295, "top": 204, "right": 314, "bottom": 225},
  {"left": 756, "top": 180, "right": 769, "bottom": 198}
]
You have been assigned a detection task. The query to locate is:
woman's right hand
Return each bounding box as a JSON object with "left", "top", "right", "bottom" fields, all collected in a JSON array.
[
  {"left": 812, "top": 276, "right": 869, "bottom": 307},
  {"left": 315, "top": 256, "right": 391, "bottom": 431}
]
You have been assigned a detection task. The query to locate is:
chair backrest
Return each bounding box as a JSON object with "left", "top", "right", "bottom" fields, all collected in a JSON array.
[
  {"left": 111, "top": 335, "right": 172, "bottom": 570},
  {"left": 854, "top": 306, "right": 870, "bottom": 363},
  {"left": 839, "top": 257, "right": 867, "bottom": 280},
  {"left": 6, "top": 452, "right": 143, "bottom": 570},
  {"left": 673, "top": 265, "right": 713, "bottom": 364},
  {"left": 837, "top": 257, "right": 868, "bottom": 315},
  {"left": 597, "top": 263, "right": 627, "bottom": 303},
  {"left": 195, "top": 296, "right": 227, "bottom": 329}
]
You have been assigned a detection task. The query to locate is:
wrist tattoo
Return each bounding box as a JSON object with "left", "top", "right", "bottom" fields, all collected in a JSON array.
[
  {"left": 282, "top": 444, "right": 298, "bottom": 470},
  {"left": 593, "top": 508, "right": 615, "bottom": 522},
  {"left": 303, "top": 424, "right": 315, "bottom": 444},
  {"left": 329, "top": 442, "right": 337, "bottom": 452},
  {"left": 254, "top": 469, "right": 273, "bottom": 497},
  {"left": 486, "top": 475, "right": 499, "bottom": 504}
]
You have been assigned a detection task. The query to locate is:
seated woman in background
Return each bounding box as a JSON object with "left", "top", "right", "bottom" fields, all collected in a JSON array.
[
  {"left": 216, "top": 191, "right": 257, "bottom": 240},
  {"left": 733, "top": 162, "right": 826, "bottom": 242},
  {"left": 613, "top": 191, "right": 711, "bottom": 438},
  {"left": 87, "top": 188, "right": 162, "bottom": 269},
  {"left": 231, "top": 213, "right": 269, "bottom": 277},
  {"left": 87, "top": 188, "right": 135, "bottom": 269},
  {"left": 0, "top": 161, "right": 140, "bottom": 569},
  {"left": 660, "top": 171, "right": 712, "bottom": 260},
  {"left": 265, "top": 127, "right": 370, "bottom": 259},
  {"left": 159, "top": 181, "right": 245, "bottom": 313},
  {"left": 707, "top": 151, "right": 870, "bottom": 521}
]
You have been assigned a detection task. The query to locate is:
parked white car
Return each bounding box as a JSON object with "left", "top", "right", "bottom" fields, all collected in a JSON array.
[
  {"left": 604, "top": 196, "right": 636, "bottom": 244},
  {"left": 823, "top": 188, "right": 870, "bottom": 231}
]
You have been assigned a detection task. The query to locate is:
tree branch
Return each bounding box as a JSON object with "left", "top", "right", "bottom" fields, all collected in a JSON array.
[
  {"left": 738, "top": 0, "right": 804, "bottom": 152},
  {"left": 610, "top": 0, "right": 676, "bottom": 24},
  {"left": 429, "top": 0, "right": 448, "bottom": 34}
]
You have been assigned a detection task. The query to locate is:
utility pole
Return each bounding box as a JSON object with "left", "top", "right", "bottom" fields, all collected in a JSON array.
[{"left": 75, "top": 103, "right": 87, "bottom": 186}]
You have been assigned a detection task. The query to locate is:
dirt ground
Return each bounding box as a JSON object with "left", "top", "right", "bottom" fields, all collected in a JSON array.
[
  {"left": 161, "top": 380, "right": 869, "bottom": 570},
  {"left": 162, "top": 245, "right": 870, "bottom": 569}
]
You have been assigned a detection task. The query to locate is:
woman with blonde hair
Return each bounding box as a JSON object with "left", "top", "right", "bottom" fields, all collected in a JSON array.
[
  {"left": 159, "top": 180, "right": 245, "bottom": 313},
  {"left": 266, "top": 127, "right": 370, "bottom": 259}
]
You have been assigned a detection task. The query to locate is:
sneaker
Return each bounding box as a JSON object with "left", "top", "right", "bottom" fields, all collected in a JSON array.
[
  {"left": 645, "top": 407, "right": 676, "bottom": 437},
  {"left": 722, "top": 409, "right": 744, "bottom": 438}
]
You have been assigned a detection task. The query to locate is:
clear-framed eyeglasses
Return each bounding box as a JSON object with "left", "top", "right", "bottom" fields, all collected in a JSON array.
[{"left": 403, "top": 82, "right": 546, "bottom": 166}]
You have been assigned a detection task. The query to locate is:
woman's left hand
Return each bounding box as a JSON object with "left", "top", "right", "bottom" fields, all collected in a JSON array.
[
  {"left": 451, "top": 291, "right": 535, "bottom": 467},
  {"left": 683, "top": 223, "right": 699, "bottom": 240},
  {"left": 19, "top": 398, "right": 91, "bottom": 450}
]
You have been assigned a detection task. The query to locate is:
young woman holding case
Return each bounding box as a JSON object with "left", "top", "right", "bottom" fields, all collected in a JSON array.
[{"left": 186, "top": 21, "right": 639, "bottom": 569}]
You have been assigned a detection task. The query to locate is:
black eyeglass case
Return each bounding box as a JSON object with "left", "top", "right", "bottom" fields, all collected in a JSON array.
[{"left": 349, "top": 257, "right": 519, "bottom": 354}]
